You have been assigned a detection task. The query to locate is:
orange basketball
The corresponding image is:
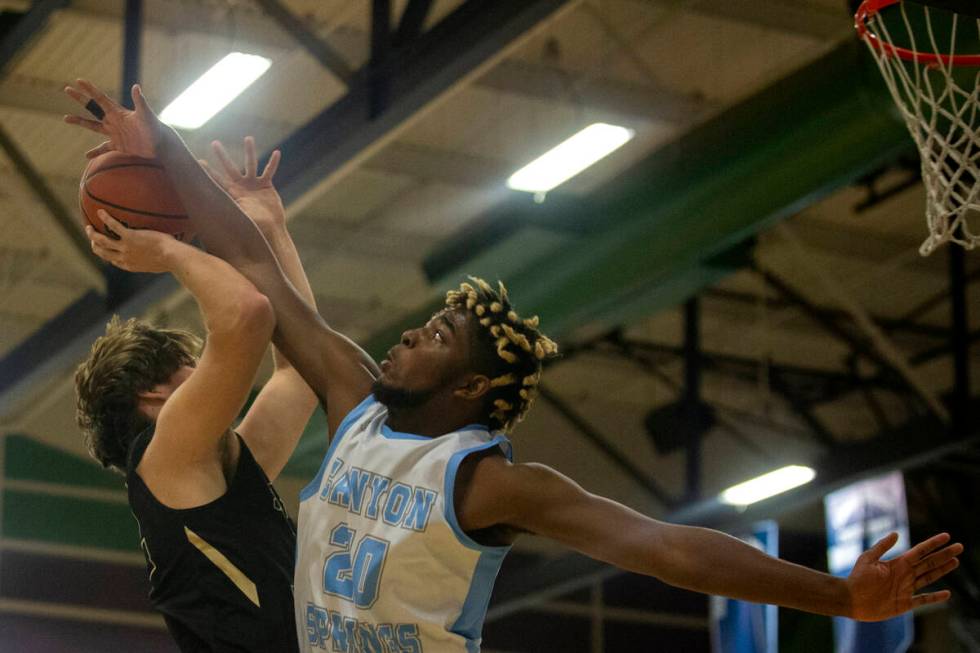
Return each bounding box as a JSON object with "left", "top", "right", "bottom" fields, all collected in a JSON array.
[{"left": 79, "top": 151, "right": 193, "bottom": 242}]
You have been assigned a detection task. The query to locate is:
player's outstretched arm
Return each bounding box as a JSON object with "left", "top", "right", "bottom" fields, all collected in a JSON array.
[
  {"left": 87, "top": 212, "right": 273, "bottom": 505},
  {"left": 458, "top": 456, "right": 962, "bottom": 621},
  {"left": 202, "top": 137, "right": 318, "bottom": 480},
  {"left": 64, "top": 80, "right": 378, "bottom": 435}
]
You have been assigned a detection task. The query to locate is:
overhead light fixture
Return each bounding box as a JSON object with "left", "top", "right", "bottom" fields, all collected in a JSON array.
[
  {"left": 160, "top": 52, "right": 272, "bottom": 129},
  {"left": 720, "top": 465, "right": 816, "bottom": 507},
  {"left": 506, "top": 122, "right": 634, "bottom": 194}
]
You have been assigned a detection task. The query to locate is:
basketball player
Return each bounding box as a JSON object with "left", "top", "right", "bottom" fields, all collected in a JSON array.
[
  {"left": 74, "top": 136, "right": 317, "bottom": 652},
  {"left": 66, "top": 80, "right": 963, "bottom": 653}
]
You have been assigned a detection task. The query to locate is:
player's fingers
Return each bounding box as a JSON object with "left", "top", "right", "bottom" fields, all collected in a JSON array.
[
  {"left": 211, "top": 140, "right": 241, "bottom": 178},
  {"left": 916, "top": 542, "right": 963, "bottom": 571},
  {"left": 98, "top": 210, "right": 129, "bottom": 239},
  {"left": 91, "top": 240, "right": 120, "bottom": 263},
  {"left": 64, "top": 114, "right": 107, "bottom": 135},
  {"left": 64, "top": 85, "right": 88, "bottom": 106},
  {"left": 63, "top": 86, "right": 105, "bottom": 120},
  {"left": 915, "top": 558, "right": 959, "bottom": 590},
  {"left": 76, "top": 79, "right": 121, "bottom": 114},
  {"left": 88, "top": 230, "right": 122, "bottom": 257},
  {"left": 244, "top": 136, "right": 257, "bottom": 177},
  {"left": 864, "top": 532, "right": 899, "bottom": 563},
  {"left": 906, "top": 533, "right": 952, "bottom": 562},
  {"left": 911, "top": 590, "right": 951, "bottom": 608},
  {"left": 260, "top": 149, "right": 281, "bottom": 181},
  {"left": 85, "top": 141, "right": 115, "bottom": 159},
  {"left": 131, "top": 84, "right": 154, "bottom": 116},
  {"left": 94, "top": 244, "right": 131, "bottom": 271}
]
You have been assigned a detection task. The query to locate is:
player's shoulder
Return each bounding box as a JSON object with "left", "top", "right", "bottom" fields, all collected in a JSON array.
[{"left": 462, "top": 450, "right": 561, "bottom": 498}]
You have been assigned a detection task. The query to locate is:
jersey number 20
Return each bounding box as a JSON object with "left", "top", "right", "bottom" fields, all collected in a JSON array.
[{"left": 323, "top": 523, "right": 390, "bottom": 609}]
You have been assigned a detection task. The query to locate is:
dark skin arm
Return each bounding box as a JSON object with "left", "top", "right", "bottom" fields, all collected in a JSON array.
[
  {"left": 64, "top": 80, "right": 378, "bottom": 436},
  {"left": 457, "top": 453, "right": 963, "bottom": 621}
]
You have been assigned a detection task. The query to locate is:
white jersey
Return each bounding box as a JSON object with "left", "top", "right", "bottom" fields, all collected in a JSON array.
[{"left": 295, "top": 395, "right": 513, "bottom": 653}]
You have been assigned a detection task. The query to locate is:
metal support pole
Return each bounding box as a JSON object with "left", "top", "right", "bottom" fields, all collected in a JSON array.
[
  {"left": 684, "top": 298, "right": 702, "bottom": 501},
  {"left": 370, "top": 0, "right": 392, "bottom": 118},
  {"left": 393, "top": 0, "right": 434, "bottom": 47},
  {"left": 107, "top": 0, "right": 150, "bottom": 308},
  {"left": 950, "top": 245, "right": 970, "bottom": 436},
  {"left": 121, "top": 0, "right": 142, "bottom": 108}
]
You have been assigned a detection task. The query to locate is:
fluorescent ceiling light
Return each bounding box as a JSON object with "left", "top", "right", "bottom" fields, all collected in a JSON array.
[
  {"left": 720, "top": 465, "right": 816, "bottom": 507},
  {"left": 507, "top": 123, "right": 634, "bottom": 193},
  {"left": 160, "top": 52, "right": 272, "bottom": 129}
]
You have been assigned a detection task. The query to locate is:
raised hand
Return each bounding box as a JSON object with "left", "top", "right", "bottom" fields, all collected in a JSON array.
[
  {"left": 64, "top": 80, "right": 160, "bottom": 159},
  {"left": 847, "top": 532, "right": 962, "bottom": 622},
  {"left": 203, "top": 137, "right": 285, "bottom": 232},
  {"left": 86, "top": 211, "right": 182, "bottom": 274}
]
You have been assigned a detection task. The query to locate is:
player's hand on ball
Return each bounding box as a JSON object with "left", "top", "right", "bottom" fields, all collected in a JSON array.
[
  {"left": 87, "top": 210, "right": 180, "bottom": 274},
  {"left": 64, "top": 80, "right": 160, "bottom": 159},
  {"left": 203, "top": 136, "right": 285, "bottom": 232}
]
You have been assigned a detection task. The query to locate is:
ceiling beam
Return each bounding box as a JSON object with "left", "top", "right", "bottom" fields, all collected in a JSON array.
[
  {"left": 5, "top": 0, "right": 726, "bottom": 145},
  {"left": 65, "top": 0, "right": 299, "bottom": 50},
  {"left": 251, "top": 0, "right": 354, "bottom": 83},
  {"left": 393, "top": 0, "right": 434, "bottom": 47},
  {"left": 0, "top": 0, "right": 68, "bottom": 78},
  {"left": 271, "top": 0, "right": 578, "bottom": 211},
  {"left": 0, "top": 120, "right": 102, "bottom": 288}
]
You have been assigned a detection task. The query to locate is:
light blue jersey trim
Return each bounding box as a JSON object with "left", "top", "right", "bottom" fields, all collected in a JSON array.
[
  {"left": 450, "top": 550, "right": 509, "bottom": 650},
  {"left": 299, "top": 394, "right": 376, "bottom": 502},
  {"left": 379, "top": 424, "right": 431, "bottom": 441},
  {"left": 443, "top": 434, "right": 512, "bottom": 552},
  {"left": 444, "top": 434, "right": 513, "bottom": 648}
]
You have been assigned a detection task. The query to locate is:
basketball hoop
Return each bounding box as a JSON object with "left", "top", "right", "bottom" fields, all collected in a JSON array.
[{"left": 855, "top": 0, "right": 980, "bottom": 254}]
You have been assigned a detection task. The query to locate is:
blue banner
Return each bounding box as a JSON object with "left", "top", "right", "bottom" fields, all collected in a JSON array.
[
  {"left": 824, "top": 472, "right": 913, "bottom": 653},
  {"left": 710, "top": 520, "right": 779, "bottom": 653}
]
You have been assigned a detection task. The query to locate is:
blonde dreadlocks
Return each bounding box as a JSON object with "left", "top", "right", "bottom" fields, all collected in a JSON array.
[{"left": 445, "top": 277, "right": 558, "bottom": 432}]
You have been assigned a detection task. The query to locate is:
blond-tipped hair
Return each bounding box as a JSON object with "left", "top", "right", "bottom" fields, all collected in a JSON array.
[{"left": 446, "top": 277, "right": 558, "bottom": 432}]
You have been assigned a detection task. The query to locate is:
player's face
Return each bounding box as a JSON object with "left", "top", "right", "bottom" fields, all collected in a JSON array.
[{"left": 375, "top": 310, "right": 473, "bottom": 405}]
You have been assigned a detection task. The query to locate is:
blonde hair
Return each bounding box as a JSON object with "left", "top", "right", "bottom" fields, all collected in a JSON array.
[
  {"left": 74, "top": 316, "right": 201, "bottom": 474},
  {"left": 446, "top": 277, "right": 558, "bottom": 432}
]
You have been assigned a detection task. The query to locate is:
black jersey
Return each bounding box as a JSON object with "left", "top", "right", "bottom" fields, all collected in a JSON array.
[{"left": 127, "top": 429, "right": 298, "bottom": 652}]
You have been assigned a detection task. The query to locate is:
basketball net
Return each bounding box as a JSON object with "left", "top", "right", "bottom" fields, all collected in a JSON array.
[{"left": 856, "top": 0, "right": 980, "bottom": 255}]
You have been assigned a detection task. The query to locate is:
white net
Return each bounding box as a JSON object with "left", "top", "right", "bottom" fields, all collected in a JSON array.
[{"left": 860, "top": 1, "right": 980, "bottom": 255}]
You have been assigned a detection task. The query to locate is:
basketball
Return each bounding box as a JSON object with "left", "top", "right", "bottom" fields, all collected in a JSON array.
[{"left": 79, "top": 151, "right": 193, "bottom": 241}]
